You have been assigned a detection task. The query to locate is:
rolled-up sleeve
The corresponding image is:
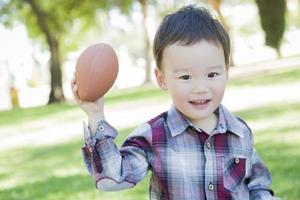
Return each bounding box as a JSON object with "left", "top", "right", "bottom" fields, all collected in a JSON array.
[{"left": 82, "top": 121, "right": 152, "bottom": 191}]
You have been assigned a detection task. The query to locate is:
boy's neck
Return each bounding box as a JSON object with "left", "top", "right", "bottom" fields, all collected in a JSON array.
[{"left": 190, "top": 113, "right": 218, "bottom": 135}]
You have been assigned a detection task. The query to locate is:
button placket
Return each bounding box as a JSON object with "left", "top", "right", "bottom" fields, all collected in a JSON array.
[
  {"left": 206, "top": 142, "right": 211, "bottom": 149},
  {"left": 208, "top": 183, "right": 214, "bottom": 191},
  {"left": 98, "top": 125, "right": 105, "bottom": 132},
  {"left": 234, "top": 157, "right": 240, "bottom": 164}
]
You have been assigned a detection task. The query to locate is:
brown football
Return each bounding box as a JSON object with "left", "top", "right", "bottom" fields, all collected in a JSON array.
[{"left": 75, "top": 43, "right": 119, "bottom": 101}]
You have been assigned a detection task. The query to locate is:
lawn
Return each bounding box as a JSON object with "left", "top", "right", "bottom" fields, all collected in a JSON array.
[{"left": 0, "top": 64, "right": 299, "bottom": 200}]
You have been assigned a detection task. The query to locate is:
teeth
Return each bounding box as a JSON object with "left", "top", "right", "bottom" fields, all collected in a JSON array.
[{"left": 192, "top": 100, "right": 207, "bottom": 104}]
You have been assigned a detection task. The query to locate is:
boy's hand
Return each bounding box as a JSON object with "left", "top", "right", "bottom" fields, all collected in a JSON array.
[{"left": 71, "top": 76, "right": 105, "bottom": 132}]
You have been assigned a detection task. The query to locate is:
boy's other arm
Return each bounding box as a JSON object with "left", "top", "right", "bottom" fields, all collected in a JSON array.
[
  {"left": 82, "top": 121, "right": 152, "bottom": 191},
  {"left": 247, "top": 148, "right": 279, "bottom": 200}
]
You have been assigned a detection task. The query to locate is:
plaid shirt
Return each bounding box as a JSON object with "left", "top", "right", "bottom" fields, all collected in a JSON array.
[{"left": 82, "top": 105, "right": 277, "bottom": 200}]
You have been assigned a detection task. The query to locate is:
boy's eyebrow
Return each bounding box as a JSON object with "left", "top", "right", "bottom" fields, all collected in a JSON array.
[
  {"left": 173, "top": 65, "right": 224, "bottom": 73},
  {"left": 207, "top": 65, "right": 224, "bottom": 69},
  {"left": 173, "top": 68, "right": 189, "bottom": 73}
]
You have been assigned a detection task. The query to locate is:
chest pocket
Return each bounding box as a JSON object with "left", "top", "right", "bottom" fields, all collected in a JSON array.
[{"left": 223, "top": 155, "right": 247, "bottom": 192}]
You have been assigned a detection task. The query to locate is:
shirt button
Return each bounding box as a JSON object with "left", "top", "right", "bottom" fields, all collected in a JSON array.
[
  {"left": 88, "top": 147, "right": 93, "bottom": 153},
  {"left": 208, "top": 183, "right": 214, "bottom": 191},
  {"left": 206, "top": 142, "right": 211, "bottom": 149},
  {"left": 98, "top": 125, "right": 105, "bottom": 132},
  {"left": 235, "top": 157, "right": 240, "bottom": 164}
]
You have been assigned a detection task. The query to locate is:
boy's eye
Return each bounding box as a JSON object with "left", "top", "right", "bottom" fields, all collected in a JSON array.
[
  {"left": 208, "top": 72, "right": 219, "bottom": 78},
  {"left": 179, "top": 75, "right": 192, "bottom": 80}
]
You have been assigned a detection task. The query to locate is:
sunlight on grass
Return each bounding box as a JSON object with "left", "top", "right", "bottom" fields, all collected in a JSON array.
[
  {"left": 234, "top": 102, "right": 300, "bottom": 200},
  {"left": 0, "top": 101, "right": 299, "bottom": 199},
  {"left": 0, "top": 86, "right": 167, "bottom": 128},
  {"left": 0, "top": 65, "right": 300, "bottom": 199},
  {"left": 228, "top": 66, "right": 300, "bottom": 87}
]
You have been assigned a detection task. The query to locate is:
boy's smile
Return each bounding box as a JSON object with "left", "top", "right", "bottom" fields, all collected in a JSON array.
[{"left": 155, "top": 40, "right": 228, "bottom": 132}]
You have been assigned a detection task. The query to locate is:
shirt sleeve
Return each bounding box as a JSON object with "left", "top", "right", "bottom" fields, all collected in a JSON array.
[
  {"left": 248, "top": 148, "right": 279, "bottom": 200},
  {"left": 81, "top": 120, "right": 153, "bottom": 191}
]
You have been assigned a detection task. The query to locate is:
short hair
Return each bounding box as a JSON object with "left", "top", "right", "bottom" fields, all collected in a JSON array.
[{"left": 153, "top": 5, "right": 230, "bottom": 70}]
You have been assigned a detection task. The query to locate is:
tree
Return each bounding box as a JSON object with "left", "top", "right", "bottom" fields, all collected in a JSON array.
[
  {"left": 139, "top": 0, "right": 152, "bottom": 85},
  {"left": 206, "top": 0, "right": 235, "bottom": 66},
  {"left": 255, "top": 0, "right": 287, "bottom": 57},
  {"left": 0, "top": 0, "right": 132, "bottom": 103},
  {"left": 207, "top": 0, "right": 229, "bottom": 31}
]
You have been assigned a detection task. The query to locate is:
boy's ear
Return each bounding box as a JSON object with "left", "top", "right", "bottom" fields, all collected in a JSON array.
[{"left": 154, "top": 68, "right": 168, "bottom": 90}]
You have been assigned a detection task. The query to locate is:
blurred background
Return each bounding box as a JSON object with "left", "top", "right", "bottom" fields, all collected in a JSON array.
[{"left": 0, "top": 0, "right": 299, "bottom": 199}]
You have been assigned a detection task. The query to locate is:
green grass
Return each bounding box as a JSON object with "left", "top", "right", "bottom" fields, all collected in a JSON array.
[
  {"left": 0, "top": 86, "right": 166, "bottom": 127},
  {"left": 105, "top": 86, "right": 166, "bottom": 103},
  {"left": 0, "top": 128, "right": 150, "bottom": 200},
  {"left": 0, "top": 103, "right": 77, "bottom": 127},
  {"left": 236, "top": 103, "right": 300, "bottom": 199},
  {"left": 0, "top": 64, "right": 300, "bottom": 199},
  {"left": 228, "top": 66, "right": 300, "bottom": 87},
  {"left": 0, "top": 101, "right": 299, "bottom": 199}
]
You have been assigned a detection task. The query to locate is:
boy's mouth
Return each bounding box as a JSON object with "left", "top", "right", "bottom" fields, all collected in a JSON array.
[
  {"left": 189, "top": 99, "right": 211, "bottom": 105},
  {"left": 188, "top": 99, "right": 211, "bottom": 110}
]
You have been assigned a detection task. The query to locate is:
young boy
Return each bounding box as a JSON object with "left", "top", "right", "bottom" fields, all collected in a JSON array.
[{"left": 72, "top": 5, "right": 277, "bottom": 200}]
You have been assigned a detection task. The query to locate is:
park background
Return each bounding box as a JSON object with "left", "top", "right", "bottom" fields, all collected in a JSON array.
[{"left": 0, "top": 0, "right": 299, "bottom": 199}]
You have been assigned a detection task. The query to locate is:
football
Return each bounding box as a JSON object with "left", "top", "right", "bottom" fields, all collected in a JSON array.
[{"left": 75, "top": 43, "right": 119, "bottom": 101}]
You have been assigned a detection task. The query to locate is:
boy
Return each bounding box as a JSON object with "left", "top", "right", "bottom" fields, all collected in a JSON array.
[{"left": 72, "top": 5, "right": 277, "bottom": 200}]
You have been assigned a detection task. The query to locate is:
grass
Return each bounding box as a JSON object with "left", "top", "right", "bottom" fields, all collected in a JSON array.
[
  {"left": 0, "top": 101, "right": 299, "bottom": 199},
  {"left": 0, "top": 63, "right": 299, "bottom": 199},
  {"left": 0, "top": 86, "right": 167, "bottom": 128},
  {"left": 0, "top": 128, "right": 150, "bottom": 200},
  {"left": 236, "top": 103, "right": 300, "bottom": 200},
  {"left": 228, "top": 66, "right": 300, "bottom": 87}
]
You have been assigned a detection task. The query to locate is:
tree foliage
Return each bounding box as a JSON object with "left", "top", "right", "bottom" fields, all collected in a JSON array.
[
  {"left": 0, "top": 0, "right": 132, "bottom": 103},
  {"left": 255, "top": 0, "right": 287, "bottom": 57}
]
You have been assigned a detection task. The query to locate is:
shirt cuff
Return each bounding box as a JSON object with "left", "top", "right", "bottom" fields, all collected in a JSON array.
[
  {"left": 83, "top": 120, "right": 118, "bottom": 146},
  {"left": 250, "top": 189, "right": 276, "bottom": 200}
]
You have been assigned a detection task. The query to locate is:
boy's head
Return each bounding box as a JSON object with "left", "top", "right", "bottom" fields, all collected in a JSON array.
[
  {"left": 153, "top": 4, "right": 230, "bottom": 70},
  {"left": 153, "top": 5, "right": 230, "bottom": 127}
]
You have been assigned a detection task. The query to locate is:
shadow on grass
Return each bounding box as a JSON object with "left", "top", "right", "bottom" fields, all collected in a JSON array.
[
  {"left": 234, "top": 102, "right": 300, "bottom": 121},
  {"left": 0, "top": 103, "right": 77, "bottom": 127},
  {"left": 233, "top": 102, "right": 300, "bottom": 200},
  {"left": 229, "top": 66, "right": 300, "bottom": 87},
  {"left": 0, "top": 174, "right": 94, "bottom": 200},
  {"left": 256, "top": 142, "right": 300, "bottom": 200},
  {"left": 0, "top": 102, "right": 299, "bottom": 199},
  {"left": 0, "top": 126, "right": 151, "bottom": 200},
  {"left": 0, "top": 86, "right": 167, "bottom": 128}
]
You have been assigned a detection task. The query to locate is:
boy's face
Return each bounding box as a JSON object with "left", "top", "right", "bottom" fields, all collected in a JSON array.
[{"left": 155, "top": 40, "right": 228, "bottom": 125}]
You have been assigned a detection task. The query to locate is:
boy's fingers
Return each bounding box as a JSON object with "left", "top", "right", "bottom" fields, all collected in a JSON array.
[
  {"left": 71, "top": 73, "right": 83, "bottom": 104},
  {"left": 71, "top": 84, "right": 80, "bottom": 102},
  {"left": 71, "top": 77, "right": 76, "bottom": 87}
]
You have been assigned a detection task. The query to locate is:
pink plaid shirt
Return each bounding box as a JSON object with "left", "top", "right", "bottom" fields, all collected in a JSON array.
[{"left": 82, "top": 105, "right": 277, "bottom": 200}]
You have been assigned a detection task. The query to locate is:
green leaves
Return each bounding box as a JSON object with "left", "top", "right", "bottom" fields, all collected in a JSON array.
[{"left": 255, "top": 0, "right": 286, "bottom": 55}]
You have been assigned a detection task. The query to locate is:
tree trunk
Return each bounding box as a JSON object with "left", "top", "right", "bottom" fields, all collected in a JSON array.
[
  {"left": 139, "top": 0, "right": 152, "bottom": 85},
  {"left": 208, "top": 0, "right": 235, "bottom": 66},
  {"left": 208, "top": 0, "right": 229, "bottom": 31},
  {"left": 27, "top": 0, "right": 65, "bottom": 103},
  {"left": 48, "top": 40, "right": 65, "bottom": 103},
  {"left": 276, "top": 47, "right": 282, "bottom": 59}
]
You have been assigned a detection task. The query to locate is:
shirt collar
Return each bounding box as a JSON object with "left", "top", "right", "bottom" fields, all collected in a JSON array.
[
  {"left": 216, "top": 105, "right": 244, "bottom": 137},
  {"left": 166, "top": 104, "right": 244, "bottom": 138},
  {"left": 166, "top": 105, "right": 189, "bottom": 137}
]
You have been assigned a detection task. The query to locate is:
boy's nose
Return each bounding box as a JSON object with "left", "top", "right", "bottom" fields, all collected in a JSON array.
[{"left": 192, "top": 79, "right": 208, "bottom": 94}]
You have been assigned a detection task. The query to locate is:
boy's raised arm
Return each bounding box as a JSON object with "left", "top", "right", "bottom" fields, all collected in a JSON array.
[{"left": 72, "top": 76, "right": 151, "bottom": 191}]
